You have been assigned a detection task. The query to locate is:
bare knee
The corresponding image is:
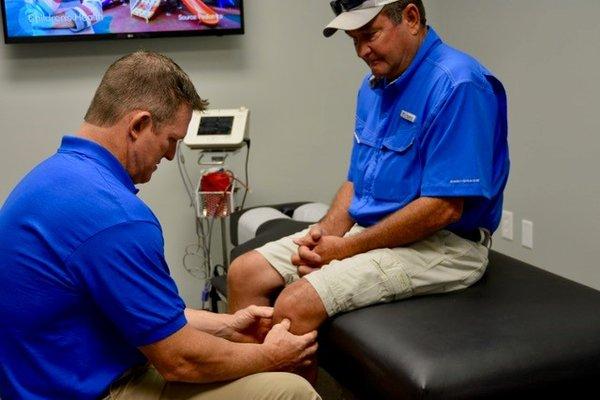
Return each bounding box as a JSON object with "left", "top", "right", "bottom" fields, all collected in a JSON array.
[
  {"left": 227, "top": 251, "right": 285, "bottom": 311},
  {"left": 227, "top": 252, "right": 254, "bottom": 288},
  {"left": 273, "top": 279, "right": 328, "bottom": 335},
  {"left": 228, "top": 251, "right": 282, "bottom": 288}
]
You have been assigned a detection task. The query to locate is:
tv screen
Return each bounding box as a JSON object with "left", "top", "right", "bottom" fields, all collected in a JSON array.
[{"left": 1, "top": 0, "right": 243, "bottom": 43}]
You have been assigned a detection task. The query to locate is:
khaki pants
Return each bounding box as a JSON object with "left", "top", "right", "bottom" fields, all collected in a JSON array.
[
  {"left": 257, "top": 226, "right": 489, "bottom": 316},
  {"left": 107, "top": 365, "right": 321, "bottom": 400}
]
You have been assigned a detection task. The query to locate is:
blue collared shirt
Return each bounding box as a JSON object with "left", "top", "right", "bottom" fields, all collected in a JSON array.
[
  {"left": 347, "top": 27, "right": 510, "bottom": 234},
  {"left": 0, "top": 136, "right": 186, "bottom": 400}
]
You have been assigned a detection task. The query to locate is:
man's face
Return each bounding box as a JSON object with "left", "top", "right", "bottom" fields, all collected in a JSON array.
[
  {"left": 347, "top": 10, "right": 417, "bottom": 81},
  {"left": 128, "top": 104, "right": 192, "bottom": 184}
]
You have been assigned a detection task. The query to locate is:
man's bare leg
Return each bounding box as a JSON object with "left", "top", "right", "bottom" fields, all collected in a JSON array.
[
  {"left": 229, "top": 254, "right": 328, "bottom": 383},
  {"left": 227, "top": 250, "right": 286, "bottom": 312},
  {"left": 272, "top": 279, "right": 329, "bottom": 384}
]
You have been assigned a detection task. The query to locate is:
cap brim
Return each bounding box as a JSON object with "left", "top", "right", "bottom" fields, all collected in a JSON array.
[{"left": 323, "top": 6, "right": 384, "bottom": 37}]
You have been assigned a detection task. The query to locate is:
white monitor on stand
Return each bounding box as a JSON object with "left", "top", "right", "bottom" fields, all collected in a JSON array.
[{"left": 184, "top": 107, "right": 249, "bottom": 150}]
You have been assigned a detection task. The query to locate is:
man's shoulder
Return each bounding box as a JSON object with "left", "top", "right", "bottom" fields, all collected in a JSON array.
[
  {"left": 426, "top": 43, "right": 494, "bottom": 89},
  {"left": 58, "top": 151, "right": 150, "bottom": 211},
  {"left": 6, "top": 151, "right": 158, "bottom": 236}
]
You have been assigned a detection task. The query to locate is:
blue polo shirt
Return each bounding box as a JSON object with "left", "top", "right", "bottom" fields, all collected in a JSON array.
[
  {"left": 0, "top": 136, "right": 187, "bottom": 400},
  {"left": 347, "top": 27, "right": 509, "bottom": 234}
]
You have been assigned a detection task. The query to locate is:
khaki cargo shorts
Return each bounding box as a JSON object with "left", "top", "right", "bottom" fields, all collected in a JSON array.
[{"left": 256, "top": 225, "right": 489, "bottom": 316}]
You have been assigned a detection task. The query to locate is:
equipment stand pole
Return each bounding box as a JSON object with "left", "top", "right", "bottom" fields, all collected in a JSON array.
[{"left": 220, "top": 218, "right": 229, "bottom": 269}]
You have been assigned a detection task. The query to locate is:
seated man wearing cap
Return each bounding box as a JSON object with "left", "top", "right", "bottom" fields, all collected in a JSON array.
[{"left": 228, "top": 0, "right": 509, "bottom": 360}]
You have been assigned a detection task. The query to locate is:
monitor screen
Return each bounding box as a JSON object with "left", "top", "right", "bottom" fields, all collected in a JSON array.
[
  {"left": 1, "top": 0, "right": 243, "bottom": 43},
  {"left": 197, "top": 116, "right": 234, "bottom": 136}
]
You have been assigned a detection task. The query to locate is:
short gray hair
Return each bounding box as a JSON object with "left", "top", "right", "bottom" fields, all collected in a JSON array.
[
  {"left": 85, "top": 51, "right": 208, "bottom": 127},
  {"left": 382, "top": 0, "right": 426, "bottom": 26}
]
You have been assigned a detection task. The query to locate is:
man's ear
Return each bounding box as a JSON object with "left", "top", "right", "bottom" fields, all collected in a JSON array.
[
  {"left": 404, "top": 4, "right": 421, "bottom": 34},
  {"left": 128, "top": 111, "right": 153, "bottom": 141}
]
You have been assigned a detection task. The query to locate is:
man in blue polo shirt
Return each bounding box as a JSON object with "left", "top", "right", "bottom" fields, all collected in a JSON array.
[
  {"left": 228, "top": 0, "right": 509, "bottom": 344},
  {"left": 0, "top": 52, "right": 320, "bottom": 400}
]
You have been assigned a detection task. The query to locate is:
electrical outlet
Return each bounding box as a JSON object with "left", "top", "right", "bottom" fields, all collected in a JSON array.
[
  {"left": 522, "top": 220, "right": 533, "bottom": 249},
  {"left": 501, "top": 210, "right": 514, "bottom": 240}
]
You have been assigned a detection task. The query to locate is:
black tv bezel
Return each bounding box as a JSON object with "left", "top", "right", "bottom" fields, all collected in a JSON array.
[{"left": 1, "top": 0, "right": 244, "bottom": 44}]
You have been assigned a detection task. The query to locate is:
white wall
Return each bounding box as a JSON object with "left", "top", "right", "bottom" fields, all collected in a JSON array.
[
  {"left": 0, "top": 1, "right": 365, "bottom": 307},
  {"left": 427, "top": 0, "right": 600, "bottom": 290}
]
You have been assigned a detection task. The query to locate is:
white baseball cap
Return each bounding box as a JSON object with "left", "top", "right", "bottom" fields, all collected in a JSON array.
[{"left": 323, "top": 0, "right": 400, "bottom": 37}]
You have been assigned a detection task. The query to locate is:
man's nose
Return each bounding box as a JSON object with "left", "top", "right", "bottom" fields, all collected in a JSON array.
[{"left": 356, "top": 41, "right": 370, "bottom": 58}]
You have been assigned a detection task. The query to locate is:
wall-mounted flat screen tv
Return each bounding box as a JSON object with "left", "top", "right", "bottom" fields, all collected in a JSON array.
[{"left": 1, "top": 0, "right": 243, "bottom": 43}]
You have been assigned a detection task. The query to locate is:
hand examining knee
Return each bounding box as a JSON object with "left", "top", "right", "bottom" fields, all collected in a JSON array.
[
  {"left": 224, "top": 305, "right": 274, "bottom": 343},
  {"left": 262, "top": 318, "right": 318, "bottom": 372}
]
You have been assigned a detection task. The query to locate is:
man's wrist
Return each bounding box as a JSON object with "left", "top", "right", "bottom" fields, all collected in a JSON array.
[
  {"left": 212, "top": 313, "right": 235, "bottom": 339},
  {"left": 342, "top": 234, "right": 367, "bottom": 257},
  {"left": 225, "top": 314, "right": 240, "bottom": 339},
  {"left": 184, "top": 308, "right": 234, "bottom": 339},
  {"left": 318, "top": 220, "right": 348, "bottom": 237},
  {"left": 257, "top": 341, "right": 282, "bottom": 371}
]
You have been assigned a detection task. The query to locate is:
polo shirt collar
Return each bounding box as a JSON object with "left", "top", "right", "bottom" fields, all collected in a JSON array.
[
  {"left": 370, "top": 26, "right": 442, "bottom": 89},
  {"left": 58, "top": 135, "right": 139, "bottom": 194}
]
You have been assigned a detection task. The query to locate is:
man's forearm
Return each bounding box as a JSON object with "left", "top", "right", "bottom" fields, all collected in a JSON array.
[
  {"left": 344, "top": 197, "right": 464, "bottom": 255},
  {"left": 319, "top": 181, "right": 355, "bottom": 237},
  {"left": 142, "top": 325, "right": 274, "bottom": 384},
  {"left": 184, "top": 308, "right": 231, "bottom": 338}
]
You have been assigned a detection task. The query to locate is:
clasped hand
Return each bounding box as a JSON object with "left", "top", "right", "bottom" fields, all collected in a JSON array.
[{"left": 291, "top": 225, "right": 348, "bottom": 277}]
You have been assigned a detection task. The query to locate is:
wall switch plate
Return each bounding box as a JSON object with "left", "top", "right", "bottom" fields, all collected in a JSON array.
[
  {"left": 522, "top": 220, "right": 534, "bottom": 249},
  {"left": 501, "top": 210, "right": 514, "bottom": 240}
]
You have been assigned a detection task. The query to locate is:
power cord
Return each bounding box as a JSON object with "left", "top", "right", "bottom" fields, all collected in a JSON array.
[{"left": 240, "top": 138, "right": 251, "bottom": 210}]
